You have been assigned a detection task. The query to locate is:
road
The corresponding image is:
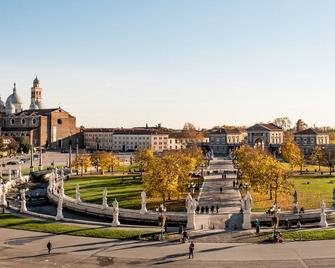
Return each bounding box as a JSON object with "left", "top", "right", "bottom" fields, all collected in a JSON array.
[{"left": 1, "top": 228, "right": 335, "bottom": 267}]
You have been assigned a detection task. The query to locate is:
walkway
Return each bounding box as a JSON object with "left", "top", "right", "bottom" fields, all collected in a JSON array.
[
  {"left": 197, "top": 159, "right": 241, "bottom": 229},
  {"left": 1, "top": 228, "right": 335, "bottom": 267}
]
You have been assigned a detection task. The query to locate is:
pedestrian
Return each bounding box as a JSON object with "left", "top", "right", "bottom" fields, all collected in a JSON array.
[
  {"left": 216, "top": 205, "right": 219, "bottom": 213},
  {"left": 47, "top": 241, "right": 52, "bottom": 255},
  {"left": 189, "top": 241, "right": 195, "bottom": 259},
  {"left": 210, "top": 205, "right": 214, "bottom": 213},
  {"left": 233, "top": 180, "right": 235, "bottom": 188},
  {"left": 205, "top": 206, "right": 209, "bottom": 213},
  {"left": 255, "top": 219, "right": 260, "bottom": 234},
  {"left": 201, "top": 206, "right": 204, "bottom": 214},
  {"left": 220, "top": 187, "right": 223, "bottom": 193}
]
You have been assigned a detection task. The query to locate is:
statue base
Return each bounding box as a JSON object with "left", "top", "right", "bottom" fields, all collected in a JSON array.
[
  {"left": 319, "top": 213, "right": 328, "bottom": 227},
  {"left": 140, "top": 208, "right": 148, "bottom": 215},
  {"left": 186, "top": 213, "right": 196, "bottom": 230},
  {"left": 242, "top": 212, "right": 252, "bottom": 230},
  {"left": 55, "top": 212, "right": 64, "bottom": 221}
]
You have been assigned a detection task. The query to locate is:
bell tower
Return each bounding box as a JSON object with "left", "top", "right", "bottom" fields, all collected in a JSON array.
[{"left": 30, "top": 76, "right": 43, "bottom": 109}]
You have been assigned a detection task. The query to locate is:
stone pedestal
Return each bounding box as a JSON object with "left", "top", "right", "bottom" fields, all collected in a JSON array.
[
  {"left": 319, "top": 213, "right": 328, "bottom": 227},
  {"left": 186, "top": 212, "right": 196, "bottom": 230},
  {"left": 242, "top": 212, "right": 252, "bottom": 229},
  {"left": 293, "top": 202, "right": 299, "bottom": 214}
]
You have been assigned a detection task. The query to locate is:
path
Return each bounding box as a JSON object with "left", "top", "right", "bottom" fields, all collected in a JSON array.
[
  {"left": 1, "top": 228, "right": 335, "bottom": 267},
  {"left": 197, "top": 158, "right": 241, "bottom": 230}
]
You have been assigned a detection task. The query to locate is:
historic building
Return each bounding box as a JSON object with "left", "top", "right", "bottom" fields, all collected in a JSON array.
[
  {"left": 208, "top": 128, "right": 247, "bottom": 156},
  {"left": 0, "top": 78, "right": 79, "bottom": 150},
  {"left": 247, "top": 123, "right": 283, "bottom": 154},
  {"left": 294, "top": 128, "right": 330, "bottom": 155}
]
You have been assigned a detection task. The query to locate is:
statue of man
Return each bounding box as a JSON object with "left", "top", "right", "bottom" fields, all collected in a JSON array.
[
  {"left": 321, "top": 200, "right": 326, "bottom": 214},
  {"left": 141, "top": 191, "right": 146, "bottom": 206},
  {"left": 293, "top": 190, "right": 298, "bottom": 204},
  {"left": 185, "top": 193, "right": 193, "bottom": 212}
]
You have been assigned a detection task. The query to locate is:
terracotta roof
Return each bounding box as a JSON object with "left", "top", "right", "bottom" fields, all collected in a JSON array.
[
  {"left": 14, "top": 108, "right": 60, "bottom": 116},
  {"left": 295, "top": 128, "right": 327, "bottom": 135},
  {"left": 84, "top": 128, "right": 115, "bottom": 133}
]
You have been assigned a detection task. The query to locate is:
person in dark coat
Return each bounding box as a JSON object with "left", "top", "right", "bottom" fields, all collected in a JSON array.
[
  {"left": 189, "top": 241, "right": 195, "bottom": 259},
  {"left": 47, "top": 241, "right": 52, "bottom": 254},
  {"left": 210, "top": 205, "right": 214, "bottom": 213},
  {"left": 220, "top": 187, "right": 223, "bottom": 193},
  {"left": 205, "top": 206, "right": 209, "bottom": 213},
  {"left": 216, "top": 205, "right": 219, "bottom": 213},
  {"left": 201, "top": 206, "right": 204, "bottom": 214}
]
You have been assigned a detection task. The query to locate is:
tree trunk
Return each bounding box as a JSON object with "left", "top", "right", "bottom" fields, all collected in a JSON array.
[{"left": 269, "top": 186, "right": 273, "bottom": 200}]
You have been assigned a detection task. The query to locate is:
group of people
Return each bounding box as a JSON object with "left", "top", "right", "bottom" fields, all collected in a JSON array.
[{"left": 196, "top": 205, "right": 219, "bottom": 214}]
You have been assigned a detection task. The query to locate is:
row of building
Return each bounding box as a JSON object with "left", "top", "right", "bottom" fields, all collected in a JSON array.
[{"left": 0, "top": 78, "right": 331, "bottom": 156}]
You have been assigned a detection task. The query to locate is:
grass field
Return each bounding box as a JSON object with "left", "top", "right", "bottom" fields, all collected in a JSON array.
[
  {"left": 64, "top": 175, "right": 201, "bottom": 212},
  {"left": 280, "top": 162, "right": 330, "bottom": 173},
  {"left": 252, "top": 174, "right": 335, "bottom": 212},
  {"left": 0, "top": 214, "right": 156, "bottom": 239}
]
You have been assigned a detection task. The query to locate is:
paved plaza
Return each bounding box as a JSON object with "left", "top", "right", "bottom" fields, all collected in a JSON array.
[{"left": 1, "top": 228, "right": 335, "bottom": 267}]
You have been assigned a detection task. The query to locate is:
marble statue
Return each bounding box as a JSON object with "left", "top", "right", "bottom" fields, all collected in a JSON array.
[
  {"left": 186, "top": 193, "right": 198, "bottom": 230},
  {"left": 293, "top": 190, "right": 299, "bottom": 213},
  {"left": 102, "top": 187, "right": 108, "bottom": 208},
  {"left": 0, "top": 185, "right": 6, "bottom": 207},
  {"left": 55, "top": 194, "right": 64, "bottom": 221},
  {"left": 75, "top": 184, "right": 81, "bottom": 203},
  {"left": 20, "top": 189, "right": 27, "bottom": 213},
  {"left": 319, "top": 200, "right": 328, "bottom": 227},
  {"left": 140, "top": 191, "right": 148, "bottom": 214},
  {"left": 112, "top": 199, "right": 121, "bottom": 226},
  {"left": 59, "top": 179, "right": 65, "bottom": 197},
  {"left": 241, "top": 191, "right": 253, "bottom": 229}
]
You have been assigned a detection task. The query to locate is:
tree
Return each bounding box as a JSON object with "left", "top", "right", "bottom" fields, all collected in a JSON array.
[
  {"left": 134, "top": 149, "right": 154, "bottom": 172},
  {"left": 181, "top": 122, "right": 204, "bottom": 141},
  {"left": 73, "top": 154, "right": 91, "bottom": 176},
  {"left": 273, "top": 117, "right": 292, "bottom": 131},
  {"left": 281, "top": 134, "right": 304, "bottom": 172},
  {"left": 321, "top": 146, "right": 335, "bottom": 175},
  {"left": 311, "top": 146, "right": 325, "bottom": 171},
  {"left": 90, "top": 151, "right": 106, "bottom": 173},
  {"left": 142, "top": 150, "right": 198, "bottom": 204},
  {"left": 100, "top": 152, "right": 120, "bottom": 173}
]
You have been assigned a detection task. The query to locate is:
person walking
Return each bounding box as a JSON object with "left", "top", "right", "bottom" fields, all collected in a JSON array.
[
  {"left": 216, "top": 204, "right": 219, "bottom": 213},
  {"left": 47, "top": 241, "right": 52, "bottom": 255},
  {"left": 220, "top": 187, "right": 223, "bottom": 193},
  {"left": 210, "top": 205, "right": 214, "bottom": 214},
  {"left": 189, "top": 241, "right": 195, "bottom": 259}
]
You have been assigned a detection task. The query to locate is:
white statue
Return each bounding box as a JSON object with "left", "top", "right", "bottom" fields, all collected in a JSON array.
[
  {"left": 241, "top": 191, "right": 253, "bottom": 230},
  {"left": 112, "top": 199, "right": 120, "bottom": 226},
  {"left": 75, "top": 184, "right": 81, "bottom": 203},
  {"left": 48, "top": 177, "right": 53, "bottom": 191},
  {"left": 0, "top": 185, "right": 7, "bottom": 207},
  {"left": 20, "top": 189, "right": 27, "bottom": 213},
  {"left": 140, "top": 191, "right": 148, "bottom": 214},
  {"left": 186, "top": 193, "right": 198, "bottom": 230},
  {"left": 55, "top": 194, "right": 64, "bottom": 221},
  {"left": 60, "top": 168, "right": 65, "bottom": 178},
  {"left": 319, "top": 200, "right": 328, "bottom": 227},
  {"left": 59, "top": 179, "right": 65, "bottom": 197},
  {"left": 102, "top": 187, "right": 108, "bottom": 208},
  {"left": 241, "top": 191, "right": 253, "bottom": 213}
]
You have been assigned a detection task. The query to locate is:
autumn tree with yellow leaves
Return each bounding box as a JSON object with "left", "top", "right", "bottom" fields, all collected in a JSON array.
[
  {"left": 142, "top": 149, "right": 202, "bottom": 204},
  {"left": 280, "top": 134, "right": 304, "bottom": 172}
]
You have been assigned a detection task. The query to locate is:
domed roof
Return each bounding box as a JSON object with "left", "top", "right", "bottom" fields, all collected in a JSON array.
[{"left": 6, "top": 83, "right": 22, "bottom": 106}]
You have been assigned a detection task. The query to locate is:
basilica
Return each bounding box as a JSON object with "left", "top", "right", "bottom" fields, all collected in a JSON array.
[{"left": 0, "top": 77, "right": 80, "bottom": 150}]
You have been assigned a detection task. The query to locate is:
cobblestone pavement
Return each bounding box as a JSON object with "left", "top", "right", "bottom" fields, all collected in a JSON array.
[{"left": 1, "top": 228, "right": 335, "bottom": 267}]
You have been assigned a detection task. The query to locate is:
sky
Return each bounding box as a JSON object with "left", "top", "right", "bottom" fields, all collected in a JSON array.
[{"left": 1, "top": 0, "right": 335, "bottom": 129}]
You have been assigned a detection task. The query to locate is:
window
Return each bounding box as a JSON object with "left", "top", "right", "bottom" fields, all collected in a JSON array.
[
  {"left": 57, "top": 119, "right": 62, "bottom": 124},
  {"left": 32, "top": 118, "right": 37, "bottom": 125},
  {"left": 10, "top": 118, "right": 14, "bottom": 125},
  {"left": 21, "top": 118, "right": 26, "bottom": 125}
]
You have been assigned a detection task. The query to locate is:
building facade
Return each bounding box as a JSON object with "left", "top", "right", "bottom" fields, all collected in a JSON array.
[
  {"left": 294, "top": 128, "right": 330, "bottom": 155},
  {"left": 208, "top": 128, "right": 246, "bottom": 156},
  {"left": 247, "top": 123, "right": 283, "bottom": 154},
  {"left": 0, "top": 78, "right": 79, "bottom": 150}
]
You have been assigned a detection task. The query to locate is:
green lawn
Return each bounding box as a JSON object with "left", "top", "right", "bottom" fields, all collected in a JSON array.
[
  {"left": 280, "top": 162, "right": 330, "bottom": 173},
  {"left": 64, "top": 175, "right": 199, "bottom": 212},
  {"left": 0, "top": 214, "right": 157, "bottom": 239},
  {"left": 282, "top": 229, "right": 335, "bottom": 241},
  {"left": 252, "top": 174, "right": 335, "bottom": 212}
]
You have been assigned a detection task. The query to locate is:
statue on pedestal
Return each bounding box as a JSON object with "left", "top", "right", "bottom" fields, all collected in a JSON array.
[
  {"left": 186, "top": 193, "right": 198, "bottom": 230},
  {"left": 20, "top": 189, "right": 27, "bottom": 213},
  {"left": 55, "top": 195, "right": 64, "bottom": 221},
  {"left": 292, "top": 190, "right": 299, "bottom": 213},
  {"left": 241, "top": 191, "right": 253, "bottom": 229},
  {"left": 140, "top": 191, "right": 148, "bottom": 214},
  {"left": 112, "top": 199, "right": 120, "bottom": 226},
  {"left": 59, "top": 179, "right": 65, "bottom": 197},
  {"left": 75, "top": 184, "right": 81, "bottom": 203},
  {"left": 102, "top": 187, "right": 108, "bottom": 208},
  {"left": 319, "top": 200, "right": 328, "bottom": 227},
  {"left": 0, "top": 185, "right": 6, "bottom": 207}
]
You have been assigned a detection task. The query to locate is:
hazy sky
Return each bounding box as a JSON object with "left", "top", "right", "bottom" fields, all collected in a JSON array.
[{"left": 1, "top": 0, "right": 335, "bottom": 129}]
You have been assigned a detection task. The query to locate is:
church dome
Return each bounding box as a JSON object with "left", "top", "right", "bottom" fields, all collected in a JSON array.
[
  {"left": 6, "top": 83, "right": 22, "bottom": 106},
  {"left": 33, "top": 76, "right": 39, "bottom": 84}
]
